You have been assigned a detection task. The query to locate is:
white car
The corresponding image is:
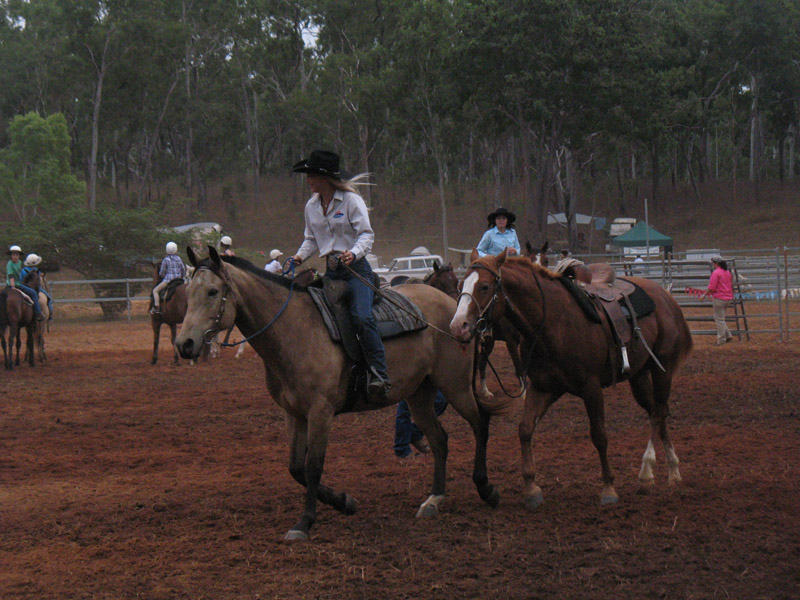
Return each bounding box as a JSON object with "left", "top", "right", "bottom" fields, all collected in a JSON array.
[{"left": 374, "top": 254, "right": 444, "bottom": 281}]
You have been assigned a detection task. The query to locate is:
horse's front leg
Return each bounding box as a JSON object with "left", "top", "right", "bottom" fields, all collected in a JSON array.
[
  {"left": 285, "top": 407, "right": 350, "bottom": 540},
  {"left": 151, "top": 320, "right": 161, "bottom": 365},
  {"left": 169, "top": 323, "right": 180, "bottom": 364},
  {"left": 285, "top": 414, "right": 358, "bottom": 520},
  {"left": 13, "top": 325, "right": 21, "bottom": 367},
  {"left": 580, "top": 382, "right": 617, "bottom": 505},
  {"left": 520, "top": 389, "right": 559, "bottom": 511}
]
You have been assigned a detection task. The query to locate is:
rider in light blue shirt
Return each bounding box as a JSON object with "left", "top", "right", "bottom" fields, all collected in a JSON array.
[{"left": 476, "top": 207, "right": 521, "bottom": 257}]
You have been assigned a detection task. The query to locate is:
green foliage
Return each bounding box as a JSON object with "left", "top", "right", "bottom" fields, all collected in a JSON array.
[{"left": 0, "top": 112, "right": 85, "bottom": 222}]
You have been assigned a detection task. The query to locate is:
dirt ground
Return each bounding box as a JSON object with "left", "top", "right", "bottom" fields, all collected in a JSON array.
[{"left": 1, "top": 314, "right": 799, "bottom": 600}]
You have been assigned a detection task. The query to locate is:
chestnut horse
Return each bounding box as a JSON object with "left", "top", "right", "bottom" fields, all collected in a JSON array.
[
  {"left": 422, "top": 262, "right": 459, "bottom": 299},
  {"left": 175, "top": 248, "right": 510, "bottom": 540},
  {"left": 451, "top": 250, "right": 692, "bottom": 509},
  {"left": 0, "top": 275, "right": 37, "bottom": 370}
]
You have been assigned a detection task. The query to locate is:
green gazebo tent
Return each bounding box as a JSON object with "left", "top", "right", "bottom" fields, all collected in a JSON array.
[{"left": 611, "top": 222, "right": 673, "bottom": 249}]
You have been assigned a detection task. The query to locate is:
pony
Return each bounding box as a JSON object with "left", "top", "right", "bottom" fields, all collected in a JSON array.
[
  {"left": 150, "top": 260, "right": 190, "bottom": 365},
  {"left": 175, "top": 248, "right": 511, "bottom": 540},
  {"left": 451, "top": 249, "right": 693, "bottom": 509},
  {"left": 422, "top": 262, "right": 459, "bottom": 299},
  {"left": 0, "top": 274, "right": 37, "bottom": 370}
]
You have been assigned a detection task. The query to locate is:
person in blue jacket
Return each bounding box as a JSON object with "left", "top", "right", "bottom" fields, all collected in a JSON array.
[{"left": 476, "top": 207, "right": 521, "bottom": 257}]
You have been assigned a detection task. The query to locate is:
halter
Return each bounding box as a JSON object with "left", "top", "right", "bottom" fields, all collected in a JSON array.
[{"left": 198, "top": 260, "right": 297, "bottom": 347}]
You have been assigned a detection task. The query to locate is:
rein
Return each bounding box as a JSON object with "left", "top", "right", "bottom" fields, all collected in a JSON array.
[{"left": 202, "top": 261, "right": 297, "bottom": 347}]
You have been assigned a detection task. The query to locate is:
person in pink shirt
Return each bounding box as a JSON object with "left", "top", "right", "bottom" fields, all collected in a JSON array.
[{"left": 701, "top": 254, "right": 734, "bottom": 345}]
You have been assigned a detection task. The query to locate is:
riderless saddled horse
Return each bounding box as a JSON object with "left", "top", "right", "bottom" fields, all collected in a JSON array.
[
  {"left": 175, "top": 248, "right": 511, "bottom": 540},
  {"left": 451, "top": 249, "right": 692, "bottom": 509}
]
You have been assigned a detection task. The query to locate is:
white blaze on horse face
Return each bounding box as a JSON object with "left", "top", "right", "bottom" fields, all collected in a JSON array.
[{"left": 451, "top": 271, "right": 479, "bottom": 339}]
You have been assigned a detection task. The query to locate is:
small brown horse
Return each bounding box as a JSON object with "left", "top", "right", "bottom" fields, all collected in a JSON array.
[
  {"left": 150, "top": 261, "right": 189, "bottom": 365},
  {"left": 24, "top": 272, "right": 50, "bottom": 365},
  {"left": 0, "top": 277, "right": 37, "bottom": 370},
  {"left": 175, "top": 248, "right": 511, "bottom": 540},
  {"left": 422, "top": 262, "right": 459, "bottom": 299},
  {"left": 451, "top": 250, "right": 693, "bottom": 509}
]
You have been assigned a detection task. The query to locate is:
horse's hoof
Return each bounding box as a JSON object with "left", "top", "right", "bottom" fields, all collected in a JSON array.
[
  {"left": 343, "top": 494, "right": 359, "bottom": 515},
  {"left": 601, "top": 494, "right": 619, "bottom": 506},
  {"left": 638, "top": 477, "right": 655, "bottom": 487},
  {"left": 284, "top": 529, "right": 309, "bottom": 541},
  {"left": 482, "top": 485, "right": 500, "bottom": 508},
  {"left": 150, "top": 359, "right": 157, "bottom": 365},
  {"left": 416, "top": 504, "right": 439, "bottom": 518},
  {"left": 525, "top": 491, "right": 544, "bottom": 512}
]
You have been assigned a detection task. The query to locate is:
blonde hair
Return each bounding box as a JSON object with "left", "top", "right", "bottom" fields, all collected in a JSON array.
[{"left": 310, "top": 173, "right": 373, "bottom": 204}]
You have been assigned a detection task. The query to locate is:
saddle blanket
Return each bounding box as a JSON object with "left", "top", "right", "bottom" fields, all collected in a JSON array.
[{"left": 308, "top": 286, "right": 427, "bottom": 343}]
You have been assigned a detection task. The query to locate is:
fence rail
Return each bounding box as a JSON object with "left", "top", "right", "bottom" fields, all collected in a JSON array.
[{"left": 50, "top": 277, "right": 151, "bottom": 320}]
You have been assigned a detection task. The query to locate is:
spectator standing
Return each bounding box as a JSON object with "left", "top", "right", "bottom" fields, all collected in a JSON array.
[
  {"left": 394, "top": 391, "right": 448, "bottom": 458},
  {"left": 701, "top": 254, "right": 734, "bottom": 345},
  {"left": 265, "top": 249, "right": 284, "bottom": 274}
]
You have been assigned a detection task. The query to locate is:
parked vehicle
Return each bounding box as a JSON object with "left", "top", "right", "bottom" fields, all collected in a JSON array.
[{"left": 374, "top": 253, "right": 444, "bottom": 280}]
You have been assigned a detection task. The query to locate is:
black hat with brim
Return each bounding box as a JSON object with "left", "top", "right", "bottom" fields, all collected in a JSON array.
[
  {"left": 292, "top": 149, "right": 351, "bottom": 180},
  {"left": 487, "top": 207, "right": 516, "bottom": 225}
]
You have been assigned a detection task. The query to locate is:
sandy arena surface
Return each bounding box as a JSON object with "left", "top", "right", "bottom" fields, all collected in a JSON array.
[{"left": 1, "top": 314, "right": 799, "bottom": 599}]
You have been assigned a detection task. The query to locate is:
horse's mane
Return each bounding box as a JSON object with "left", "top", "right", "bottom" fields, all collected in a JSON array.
[
  {"left": 476, "top": 255, "right": 561, "bottom": 281},
  {"left": 203, "top": 255, "right": 311, "bottom": 292}
]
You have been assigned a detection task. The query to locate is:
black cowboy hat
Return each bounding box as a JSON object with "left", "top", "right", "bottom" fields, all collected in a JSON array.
[
  {"left": 487, "top": 207, "right": 516, "bottom": 226},
  {"left": 291, "top": 149, "right": 351, "bottom": 180}
]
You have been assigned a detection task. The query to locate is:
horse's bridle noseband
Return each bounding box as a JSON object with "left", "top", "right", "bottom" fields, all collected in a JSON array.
[{"left": 457, "top": 263, "right": 506, "bottom": 339}]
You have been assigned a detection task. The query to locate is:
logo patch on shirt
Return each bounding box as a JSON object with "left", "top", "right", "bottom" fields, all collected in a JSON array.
[{"left": 333, "top": 211, "right": 344, "bottom": 219}]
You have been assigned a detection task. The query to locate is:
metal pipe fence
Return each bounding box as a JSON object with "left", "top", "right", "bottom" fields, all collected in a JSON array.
[{"left": 49, "top": 278, "right": 151, "bottom": 320}]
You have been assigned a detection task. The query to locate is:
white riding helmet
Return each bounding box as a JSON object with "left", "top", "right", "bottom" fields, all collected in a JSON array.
[
  {"left": 166, "top": 241, "right": 178, "bottom": 255},
  {"left": 270, "top": 249, "right": 283, "bottom": 260},
  {"left": 220, "top": 235, "right": 232, "bottom": 246},
  {"left": 9, "top": 245, "right": 22, "bottom": 254},
  {"left": 24, "top": 254, "right": 42, "bottom": 267}
]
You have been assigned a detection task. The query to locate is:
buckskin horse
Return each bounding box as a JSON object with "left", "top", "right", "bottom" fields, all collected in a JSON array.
[
  {"left": 0, "top": 276, "right": 37, "bottom": 370},
  {"left": 150, "top": 260, "right": 190, "bottom": 365},
  {"left": 175, "top": 248, "right": 511, "bottom": 540},
  {"left": 451, "top": 249, "right": 692, "bottom": 509}
]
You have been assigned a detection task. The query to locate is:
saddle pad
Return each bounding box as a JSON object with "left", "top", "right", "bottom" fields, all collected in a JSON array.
[
  {"left": 623, "top": 280, "right": 656, "bottom": 318},
  {"left": 308, "top": 286, "right": 427, "bottom": 343}
]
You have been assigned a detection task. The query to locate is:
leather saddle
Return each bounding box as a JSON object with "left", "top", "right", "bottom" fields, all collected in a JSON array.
[
  {"left": 569, "top": 275, "right": 656, "bottom": 382},
  {"left": 9, "top": 287, "right": 34, "bottom": 306}
]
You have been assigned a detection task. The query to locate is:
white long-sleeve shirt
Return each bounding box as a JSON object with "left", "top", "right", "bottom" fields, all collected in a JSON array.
[{"left": 295, "top": 189, "right": 374, "bottom": 261}]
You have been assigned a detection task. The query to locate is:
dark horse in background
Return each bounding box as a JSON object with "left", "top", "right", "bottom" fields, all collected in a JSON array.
[
  {"left": 452, "top": 250, "right": 693, "bottom": 509},
  {"left": 175, "top": 249, "right": 512, "bottom": 540},
  {"left": 0, "top": 271, "right": 38, "bottom": 370},
  {"left": 150, "top": 260, "right": 190, "bottom": 365}
]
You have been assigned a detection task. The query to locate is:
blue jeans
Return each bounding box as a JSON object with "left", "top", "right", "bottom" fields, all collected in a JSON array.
[
  {"left": 394, "top": 391, "right": 448, "bottom": 457},
  {"left": 325, "top": 257, "right": 388, "bottom": 381},
  {"left": 18, "top": 284, "right": 42, "bottom": 314}
]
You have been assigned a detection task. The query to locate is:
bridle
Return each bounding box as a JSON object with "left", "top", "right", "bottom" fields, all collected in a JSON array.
[
  {"left": 460, "top": 260, "right": 549, "bottom": 398},
  {"left": 424, "top": 265, "right": 459, "bottom": 299}
]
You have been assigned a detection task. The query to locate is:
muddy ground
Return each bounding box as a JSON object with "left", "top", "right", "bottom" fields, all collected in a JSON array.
[{"left": 1, "top": 317, "right": 799, "bottom": 599}]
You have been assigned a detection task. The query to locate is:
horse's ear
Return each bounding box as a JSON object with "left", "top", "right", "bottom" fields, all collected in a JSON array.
[
  {"left": 542, "top": 240, "right": 549, "bottom": 253},
  {"left": 525, "top": 241, "right": 533, "bottom": 253},
  {"left": 496, "top": 247, "right": 509, "bottom": 268},
  {"left": 208, "top": 246, "right": 221, "bottom": 268},
  {"left": 469, "top": 248, "right": 479, "bottom": 263},
  {"left": 433, "top": 261, "right": 440, "bottom": 271},
  {"left": 187, "top": 246, "right": 198, "bottom": 267}
]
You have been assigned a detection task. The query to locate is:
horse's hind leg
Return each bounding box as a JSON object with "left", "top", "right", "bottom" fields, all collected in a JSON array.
[
  {"left": 25, "top": 325, "right": 35, "bottom": 367},
  {"left": 629, "top": 370, "right": 658, "bottom": 485},
  {"left": 169, "top": 324, "right": 180, "bottom": 364},
  {"left": 651, "top": 368, "right": 681, "bottom": 485},
  {"left": 519, "top": 389, "right": 560, "bottom": 511}
]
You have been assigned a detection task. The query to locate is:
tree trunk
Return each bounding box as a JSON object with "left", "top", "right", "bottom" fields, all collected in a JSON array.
[{"left": 88, "top": 28, "right": 114, "bottom": 211}]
